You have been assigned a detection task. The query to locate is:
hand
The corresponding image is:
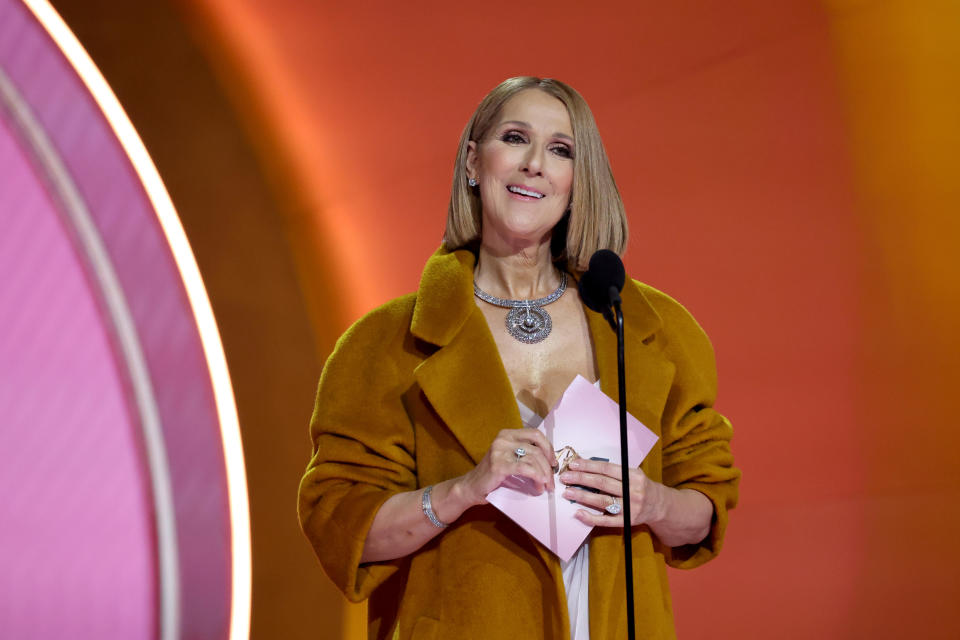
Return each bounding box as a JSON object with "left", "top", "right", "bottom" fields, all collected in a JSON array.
[
  {"left": 558, "top": 458, "right": 665, "bottom": 528},
  {"left": 456, "top": 429, "right": 557, "bottom": 507}
]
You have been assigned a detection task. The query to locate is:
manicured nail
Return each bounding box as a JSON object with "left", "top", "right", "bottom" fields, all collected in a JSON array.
[
  {"left": 559, "top": 472, "right": 573, "bottom": 483},
  {"left": 568, "top": 460, "right": 581, "bottom": 469},
  {"left": 563, "top": 489, "right": 574, "bottom": 499}
]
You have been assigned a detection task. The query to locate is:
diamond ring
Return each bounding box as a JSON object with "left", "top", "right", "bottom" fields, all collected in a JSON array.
[
  {"left": 605, "top": 496, "right": 622, "bottom": 515},
  {"left": 515, "top": 447, "right": 526, "bottom": 462}
]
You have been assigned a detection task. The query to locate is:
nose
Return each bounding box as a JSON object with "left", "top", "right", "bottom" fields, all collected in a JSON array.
[{"left": 521, "top": 144, "right": 544, "bottom": 176}]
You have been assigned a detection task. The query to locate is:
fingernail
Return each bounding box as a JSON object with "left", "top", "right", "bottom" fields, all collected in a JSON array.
[
  {"left": 568, "top": 460, "right": 580, "bottom": 469},
  {"left": 559, "top": 472, "right": 572, "bottom": 482},
  {"left": 563, "top": 489, "right": 574, "bottom": 499}
]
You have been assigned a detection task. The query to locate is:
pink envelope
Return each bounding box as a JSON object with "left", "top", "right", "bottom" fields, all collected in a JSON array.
[{"left": 486, "top": 375, "right": 659, "bottom": 562}]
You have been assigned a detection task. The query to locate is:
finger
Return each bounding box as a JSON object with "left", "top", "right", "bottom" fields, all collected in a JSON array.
[
  {"left": 561, "top": 486, "right": 617, "bottom": 512},
  {"left": 567, "top": 457, "right": 622, "bottom": 481},
  {"left": 573, "top": 509, "right": 625, "bottom": 528},
  {"left": 558, "top": 469, "right": 622, "bottom": 496},
  {"left": 513, "top": 428, "right": 557, "bottom": 468},
  {"left": 518, "top": 450, "right": 555, "bottom": 490},
  {"left": 498, "top": 429, "right": 557, "bottom": 483},
  {"left": 504, "top": 445, "right": 555, "bottom": 490},
  {"left": 495, "top": 428, "right": 552, "bottom": 458},
  {"left": 483, "top": 457, "right": 545, "bottom": 496}
]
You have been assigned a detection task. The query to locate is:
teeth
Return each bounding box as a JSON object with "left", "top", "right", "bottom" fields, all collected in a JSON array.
[{"left": 508, "top": 186, "right": 544, "bottom": 198}]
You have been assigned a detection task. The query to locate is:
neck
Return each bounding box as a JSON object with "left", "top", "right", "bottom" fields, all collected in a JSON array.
[{"left": 474, "top": 236, "right": 561, "bottom": 300}]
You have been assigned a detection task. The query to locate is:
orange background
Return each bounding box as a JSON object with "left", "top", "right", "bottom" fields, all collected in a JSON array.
[{"left": 53, "top": 0, "right": 960, "bottom": 637}]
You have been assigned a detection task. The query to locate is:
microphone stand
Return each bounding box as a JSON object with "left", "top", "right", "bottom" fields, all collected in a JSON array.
[{"left": 610, "top": 290, "right": 636, "bottom": 640}]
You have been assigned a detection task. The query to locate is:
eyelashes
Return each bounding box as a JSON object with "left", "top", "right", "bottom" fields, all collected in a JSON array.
[
  {"left": 501, "top": 131, "right": 527, "bottom": 145},
  {"left": 499, "top": 129, "right": 574, "bottom": 159}
]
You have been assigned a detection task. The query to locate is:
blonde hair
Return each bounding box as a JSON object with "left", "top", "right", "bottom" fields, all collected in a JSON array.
[{"left": 444, "top": 77, "right": 628, "bottom": 270}]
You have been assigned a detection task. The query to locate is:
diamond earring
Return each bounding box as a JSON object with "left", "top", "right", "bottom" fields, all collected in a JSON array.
[{"left": 468, "top": 177, "right": 478, "bottom": 187}]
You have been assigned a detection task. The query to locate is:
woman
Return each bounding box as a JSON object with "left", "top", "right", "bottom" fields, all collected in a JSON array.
[{"left": 298, "top": 77, "right": 739, "bottom": 640}]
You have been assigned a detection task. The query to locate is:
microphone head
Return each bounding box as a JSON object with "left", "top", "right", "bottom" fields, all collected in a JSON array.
[{"left": 578, "top": 249, "right": 625, "bottom": 312}]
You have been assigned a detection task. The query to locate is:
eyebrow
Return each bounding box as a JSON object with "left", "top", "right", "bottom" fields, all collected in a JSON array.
[{"left": 500, "top": 120, "right": 574, "bottom": 143}]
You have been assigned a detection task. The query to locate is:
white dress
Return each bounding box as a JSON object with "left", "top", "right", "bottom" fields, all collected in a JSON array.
[{"left": 516, "top": 385, "right": 595, "bottom": 640}]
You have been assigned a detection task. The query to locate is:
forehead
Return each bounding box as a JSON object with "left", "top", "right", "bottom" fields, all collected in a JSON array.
[{"left": 498, "top": 89, "right": 573, "bottom": 137}]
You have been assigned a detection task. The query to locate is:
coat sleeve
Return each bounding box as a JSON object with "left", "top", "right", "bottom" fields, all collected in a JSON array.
[
  {"left": 297, "top": 299, "right": 419, "bottom": 602},
  {"left": 646, "top": 288, "right": 741, "bottom": 570}
]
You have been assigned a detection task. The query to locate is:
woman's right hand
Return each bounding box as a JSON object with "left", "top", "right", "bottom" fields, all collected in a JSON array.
[{"left": 455, "top": 428, "right": 557, "bottom": 507}]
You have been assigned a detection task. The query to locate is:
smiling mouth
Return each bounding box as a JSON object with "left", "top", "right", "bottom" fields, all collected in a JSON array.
[{"left": 507, "top": 185, "right": 545, "bottom": 199}]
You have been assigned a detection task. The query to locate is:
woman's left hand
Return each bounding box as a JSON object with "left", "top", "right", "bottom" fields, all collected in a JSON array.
[
  {"left": 558, "top": 458, "right": 664, "bottom": 528},
  {"left": 558, "top": 458, "right": 714, "bottom": 546}
]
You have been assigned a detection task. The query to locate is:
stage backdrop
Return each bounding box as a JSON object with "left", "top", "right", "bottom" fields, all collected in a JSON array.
[{"left": 39, "top": 0, "right": 960, "bottom": 638}]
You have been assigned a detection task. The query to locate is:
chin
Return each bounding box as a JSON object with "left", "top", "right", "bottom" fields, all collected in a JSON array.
[{"left": 484, "top": 211, "right": 563, "bottom": 246}]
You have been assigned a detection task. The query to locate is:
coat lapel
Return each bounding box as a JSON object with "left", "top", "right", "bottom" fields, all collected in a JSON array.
[
  {"left": 586, "top": 279, "right": 675, "bottom": 444},
  {"left": 411, "top": 248, "right": 521, "bottom": 466}
]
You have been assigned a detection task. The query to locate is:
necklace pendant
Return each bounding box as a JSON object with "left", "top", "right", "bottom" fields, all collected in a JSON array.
[
  {"left": 474, "top": 272, "right": 566, "bottom": 345},
  {"left": 505, "top": 305, "right": 552, "bottom": 344}
]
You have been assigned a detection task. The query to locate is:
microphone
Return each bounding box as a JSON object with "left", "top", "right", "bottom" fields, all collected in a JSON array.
[{"left": 578, "top": 249, "right": 625, "bottom": 317}]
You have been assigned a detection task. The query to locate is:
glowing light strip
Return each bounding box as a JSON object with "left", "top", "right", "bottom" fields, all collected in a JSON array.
[{"left": 20, "top": 3, "right": 252, "bottom": 640}]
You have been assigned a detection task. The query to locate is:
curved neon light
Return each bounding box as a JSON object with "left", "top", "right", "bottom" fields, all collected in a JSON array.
[{"left": 20, "top": 2, "right": 252, "bottom": 639}]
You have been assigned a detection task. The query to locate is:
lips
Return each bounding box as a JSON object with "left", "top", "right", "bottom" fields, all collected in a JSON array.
[{"left": 507, "top": 185, "right": 545, "bottom": 199}]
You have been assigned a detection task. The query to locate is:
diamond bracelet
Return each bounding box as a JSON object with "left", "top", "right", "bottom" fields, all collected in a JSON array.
[{"left": 421, "top": 485, "right": 448, "bottom": 529}]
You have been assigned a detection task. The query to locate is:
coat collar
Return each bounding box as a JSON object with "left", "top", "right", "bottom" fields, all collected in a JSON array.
[
  {"left": 410, "top": 247, "right": 477, "bottom": 346},
  {"left": 410, "top": 245, "right": 666, "bottom": 346},
  {"left": 586, "top": 271, "right": 674, "bottom": 434}
]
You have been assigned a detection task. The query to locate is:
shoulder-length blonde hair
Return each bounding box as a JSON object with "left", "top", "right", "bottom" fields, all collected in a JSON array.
[{"left": 443, "top": 76, "right": 628, "bottom": 271}]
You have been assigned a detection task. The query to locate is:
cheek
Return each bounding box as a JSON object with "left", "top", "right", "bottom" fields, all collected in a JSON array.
[
  {"left": 555, "top": 167, "right": 574, "bottom": 198},
  {"left": 544, "top": 155, "right": 573, "bottom": 190},
  {"left": 485, "top": 148, "right": 520, "bottom": 177}
]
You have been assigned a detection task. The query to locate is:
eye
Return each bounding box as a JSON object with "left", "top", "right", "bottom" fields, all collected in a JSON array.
[
  {"left": 500, "top": 130, "right": 528, "bottom": 144},
  {"left": 550, "top": 144, "right": 573, "bottom": 159}
]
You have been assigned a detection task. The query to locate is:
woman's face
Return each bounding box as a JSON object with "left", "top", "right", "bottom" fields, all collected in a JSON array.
[{"left": 467, "top": 89, "right": 574, "bottom": 249}]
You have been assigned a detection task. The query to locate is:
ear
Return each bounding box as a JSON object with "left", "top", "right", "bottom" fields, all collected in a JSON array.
[{"left": 465, "top": 140, "right": 479, "bottom": 180}]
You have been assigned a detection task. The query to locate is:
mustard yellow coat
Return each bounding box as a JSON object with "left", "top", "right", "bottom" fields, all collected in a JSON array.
[{"left": 298, "top": 248, "right": 740, "bottom": 640}]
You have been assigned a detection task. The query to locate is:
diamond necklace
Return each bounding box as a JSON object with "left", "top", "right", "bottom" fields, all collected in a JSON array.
[{"left": 473, "top": 272, "right": 567, "bottom": 344}]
